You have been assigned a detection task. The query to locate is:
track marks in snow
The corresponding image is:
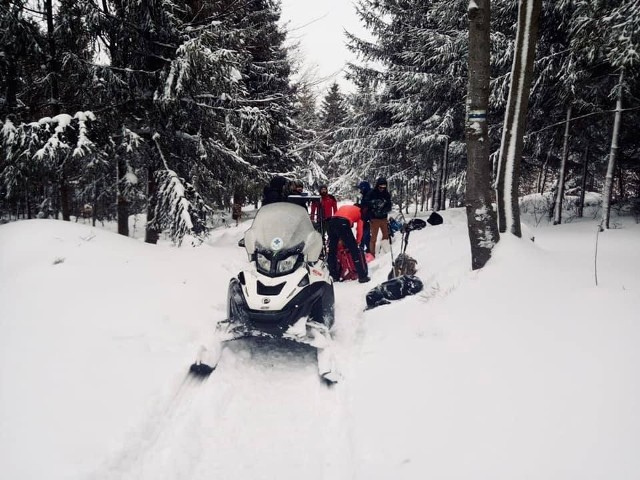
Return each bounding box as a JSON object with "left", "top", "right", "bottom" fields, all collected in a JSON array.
[{"left": 96, "top": 339, "right": 356, "bottom": 480}]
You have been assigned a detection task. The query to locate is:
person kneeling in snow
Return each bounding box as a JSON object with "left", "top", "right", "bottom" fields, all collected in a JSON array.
[{"left": 326, "top": 204, "right": 370, "bottom": 283}]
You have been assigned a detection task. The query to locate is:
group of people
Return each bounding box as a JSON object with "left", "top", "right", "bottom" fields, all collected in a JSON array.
[{"left": 257, "top": 175, "right": 393, "bottom": 285}]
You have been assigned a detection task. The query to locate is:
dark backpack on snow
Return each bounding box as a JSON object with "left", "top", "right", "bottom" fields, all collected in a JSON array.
[{"left": 365, "top": 275, "right": 424, "bottom": 310}]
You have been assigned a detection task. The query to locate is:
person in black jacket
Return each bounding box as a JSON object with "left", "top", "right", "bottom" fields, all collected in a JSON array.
[
  {"left": 364, "top": 177, "right": 392, "bottom": 257},
  {"left": 356, "top": 181, "right": 372, "bottom": 253},
  {"left": 285, "top": 179, "right": 311, "bottom": 210},
  {"left": 262, "top": 176, "right": 288, "bottom": 205}
]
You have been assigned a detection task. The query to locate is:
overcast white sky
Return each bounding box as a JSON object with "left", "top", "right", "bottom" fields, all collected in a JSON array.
[{"left": 279, "top": 0, "right": 367, "bottom": 94}]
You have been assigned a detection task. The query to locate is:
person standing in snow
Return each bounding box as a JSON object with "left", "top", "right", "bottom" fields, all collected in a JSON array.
[
  {"left": 326, "top": 204, "right": 370, "bottom": 283},
  {"left": 310, "top": 184, "right": 337, "bottom": 234},
  {"left": 356, "top": 180, "right": 372, "bottom": 253},
  {"left": 365, "top": 177, "right": 392, "bottom": 257},
  {"left": 231, "top": 191, "right": 244, "bottom": 226},
  {"left": 262, "top": 176, "right": 288, "bottom": 205},
  {"left": 286, "top": 179, "right": 311, "bottom": 210}
]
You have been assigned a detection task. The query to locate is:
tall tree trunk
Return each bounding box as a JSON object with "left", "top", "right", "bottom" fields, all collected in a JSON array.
[
  {"left": 553, "top": 105, "right": 572, "bottom": 225},
  {"left": 577, "top": 146, "right": 589, "bottom": 218},
  {"left": 434, "top": 159, "right": 443, "bottom": 211},
  {"left": 602, "top": 69, "right": 624, "bottom": 229},
  {"left": 495, "top": 0, "right": 542, "bottom": 237},
  {"left": 536, "top": 136, "right": 555, "bottom": 194},
  {"left": 92, "top": 180, "right": 99, "bottom": 227},
  {"left": 117, "top": 156, "right": 129, "bottom": 236},
  {"left": 60, "top": 175, "right": 71, "bottom": 221},
  {"left": 441, "top": 136, "right": 450, "bottom": 210},
  {"left": 4, "top": 57, "right": 18, "bottom": 113},
  {"left": 145, "top": 166, "right": 160, "bottom": 244},
  {"left": 617, "top": 165, "right": 625, "bottom": 202},
  {"left": 465, "top": 0, "right": 499, "bottom": 270},
  {"left": 44, "top": 0, "right": 60, "bottom": 115}
]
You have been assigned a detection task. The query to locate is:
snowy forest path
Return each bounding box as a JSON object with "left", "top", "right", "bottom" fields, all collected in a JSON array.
[{"left": 95, "top": 338, "right": 356, "bottom": 480}]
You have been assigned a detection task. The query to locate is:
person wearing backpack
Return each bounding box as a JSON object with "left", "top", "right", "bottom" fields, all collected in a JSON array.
[
  {"left": 365, "top": 177, "right": 392, "bottom": 257},
  {"left": 326, "top": 204, "right": 370, "bottom": 283}
]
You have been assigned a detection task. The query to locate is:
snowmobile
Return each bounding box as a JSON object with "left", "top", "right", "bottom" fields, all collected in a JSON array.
[{"left": 190, "top": 202, "right": 339, "bottom": 383}]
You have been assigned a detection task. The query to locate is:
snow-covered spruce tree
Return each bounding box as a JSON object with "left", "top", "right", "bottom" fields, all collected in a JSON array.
[
  {"left": 466, "top": 0, "right": 499, "bottom": 270},
  {"left": 317, "top": 82, "right": 348, "bottom": 183},
  {"left": 0, "top": 1, "right": 45, "bottom": 119},
  {"left": 239, "top": 0, "right": 300, "bottom": 177},
  {"left": 495, "top": 0, "right": 543, "bottom": 237},
  {"left": 0, "top": 0, "right": 106, "bottom": 221},
  {"left": 320, "top": 82, "right": 349, "bottom": 130},
  {"left": 490, "top": 1, "right": 639, "bottom": 223},
  {"left": 151, "top": 168, "right": 209, "bottom": 246},
  {"left": 1, "top": 112, "right": 98, "bottom": 220},
  {"left": 77, "top": 0, "right": 259, "bottom": 241},
  {"left": 290, "top": 81, "right": 329, "bottom": 189},
  {"left": 338, "top": 0, "right": 469, "bottom": 205},
  {"left": 570, "top": 0, "right": 640, "bottom": 228}
]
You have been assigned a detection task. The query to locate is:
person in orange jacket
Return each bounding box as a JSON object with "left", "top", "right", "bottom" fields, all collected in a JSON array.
[{"left": 326, "top": 204, "right": 370, "bottom": 283}]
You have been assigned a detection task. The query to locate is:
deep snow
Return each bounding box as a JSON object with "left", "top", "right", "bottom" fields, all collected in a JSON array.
[{"left": 1, "top": 205, "right": 639, "bottom": 479}]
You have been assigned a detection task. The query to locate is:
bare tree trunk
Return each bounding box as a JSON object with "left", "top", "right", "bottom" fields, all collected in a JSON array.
[
  {"left": 92, "top": 181, "right": 99, "bottom": 227},
  {"left": 441, "top": 136, "right": 450, "bottom": 210},
  {"left": 434, "top": 149, "right": 443, "bottom": 211},
  {"left": 577, "top": 146, "right": 589, "bottom": 218},
  {"left": 144, "top": 166, "right": 160, "bottom": 244},
  {"left": 553, "top": 105, "right": 572, "bottom": 225},
  {"left": 3, "top": 57, "right": 18, "bottom": 114},
  {"left": 602, "top": 69, "right": 624, "bottom": 229},
  {"left": 617, "top": 165, "right": 625, "bottom": 202},
  {"left": 60, "top": 174, "right": 71, "bottom": 221},
  {"left": 25, "top": 181, "right": 32, "bottom": 219},
  {"left": 44, "top": 0, "right": 60, "bottom": 115},
  {"left": 536, "top": 137, "right": 555, "bottom": 194},
  {"left": 420, "top": 172, "right": 427, "bottom": 212},
  {"left": 465, "top": 0, "right": 499, "bottom": 270},
  {"left": 495, "top": 0, "right": 542, "bottom": 237},
  {"left": 117, "top": 156, "right": 129, "bottom": 236}
]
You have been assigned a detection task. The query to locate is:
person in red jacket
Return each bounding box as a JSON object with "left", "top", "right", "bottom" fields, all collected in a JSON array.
[
  {"left": 326, "top": 204, "right": 370, "bottom": 283},
  {"left": 310, "top": 185, "right": 337, "bottom": 231}
]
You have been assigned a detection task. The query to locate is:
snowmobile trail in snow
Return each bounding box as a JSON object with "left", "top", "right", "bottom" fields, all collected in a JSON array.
[
  {"left": 96, "top": 370, "right": 213, "bottom": 480},
  {"left": 97, "top": 338, "right": 355, "bottom": 480}
]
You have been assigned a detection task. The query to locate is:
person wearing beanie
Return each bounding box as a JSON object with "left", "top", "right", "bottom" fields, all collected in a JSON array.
[
  {"left": 285, "top": 179, "right": 312, "bottom": 210},
  {"left": 262, "top": 176, "right": 288, "bottom": 205},
  {"left": 364, "top": 177, "right": 392, "bottom": 256}
]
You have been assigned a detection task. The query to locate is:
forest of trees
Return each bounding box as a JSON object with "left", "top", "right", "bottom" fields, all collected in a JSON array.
[{"left": 1, "top": 1, "right": 639, "bottom": 256}]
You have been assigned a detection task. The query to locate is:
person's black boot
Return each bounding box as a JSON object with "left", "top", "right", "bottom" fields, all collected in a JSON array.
[{"left": 358, "top": 276, "right": 370, "bottom": 283}]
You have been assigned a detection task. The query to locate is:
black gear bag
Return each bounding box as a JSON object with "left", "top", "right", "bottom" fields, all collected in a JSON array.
[{"left": 365, "top": 275, "right": 424, "bottom": 310}]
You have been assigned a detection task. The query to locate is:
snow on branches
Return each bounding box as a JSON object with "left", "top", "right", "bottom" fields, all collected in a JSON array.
[{"left": 152, "top": 169, "right": 210, "bottom": 245}]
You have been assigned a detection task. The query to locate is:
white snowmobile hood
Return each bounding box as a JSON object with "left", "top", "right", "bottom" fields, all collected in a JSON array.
[{"left": 244, "top": 202, "right": 322, "bottom": 262}]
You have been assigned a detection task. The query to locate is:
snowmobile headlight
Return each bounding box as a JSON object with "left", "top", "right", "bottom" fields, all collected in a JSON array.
[
  {"left": 256, "top": 253, "right": 271, "bottom": 274},
  {"left": 276, "top": 254, "right": 299, "bottom": 275}
]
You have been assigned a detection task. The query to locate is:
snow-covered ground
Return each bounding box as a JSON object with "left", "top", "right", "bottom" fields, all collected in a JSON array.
[{"left": 1, "top": 205, "right": 639, "bottom": 480}]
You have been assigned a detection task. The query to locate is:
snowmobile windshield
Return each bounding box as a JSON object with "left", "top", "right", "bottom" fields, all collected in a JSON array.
[{"left": 244, "top": 202, "right": 322, "bottom": 263}]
